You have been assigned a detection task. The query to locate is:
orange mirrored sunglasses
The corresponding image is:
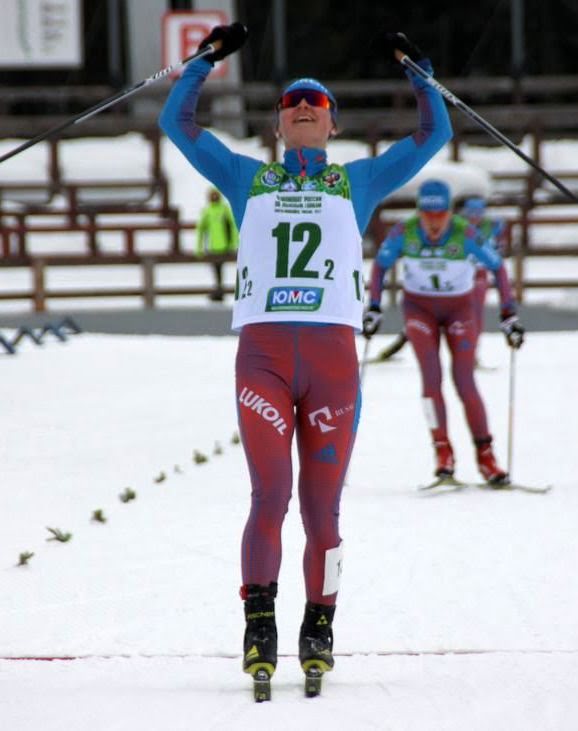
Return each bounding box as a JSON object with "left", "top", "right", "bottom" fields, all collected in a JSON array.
[{"left": 277, "top": 89, "right": 334, "bottom": 111}]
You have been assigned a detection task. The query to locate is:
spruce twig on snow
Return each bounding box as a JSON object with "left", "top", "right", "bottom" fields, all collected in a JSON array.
[
  {"left": 119, "top": 487, "right": 137, "bottom": 503},
  {"left": 193, "top": 450, "right": 208, "bottom": 464},
  {"left": 17, "top": 551, "right": 34, "bottom": 566},
  {"left": 46, "top": 527, "right": 72, "bottom": 542}
]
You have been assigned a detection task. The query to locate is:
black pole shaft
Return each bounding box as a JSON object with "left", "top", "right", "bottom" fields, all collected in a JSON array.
[
  {"left": 107, "top": 0, "right": 124, "bottom": 87},
  {"left": 272, "top": 0, "right": 287, "bottom": 83},
  {"left": 399, "top": 54, "right": 578, "bottom": 204},
  {"left": 511, "top": 0, "right": 525, "bottom": 80},
  {"left": 0, "top": 44, "right": 215, "bottom": 166}
]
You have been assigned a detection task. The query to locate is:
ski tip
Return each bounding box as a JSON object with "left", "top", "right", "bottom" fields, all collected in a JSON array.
[
  {"left": 509, "top": 483, "right": 553, "bottom": 494},
  {"left": 478, "top": 481, "right": 553, "bottom": 494},
  {"left": 417, "top": 475, "right": 465, "bottom": 492}
]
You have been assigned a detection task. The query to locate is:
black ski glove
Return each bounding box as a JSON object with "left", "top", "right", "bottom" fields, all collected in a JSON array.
[
  {"left": 198, "top": 22, "right": 248, "bottom": 63},
  {"left": 500, "top": 314, "right": 525, "bottom": 349},
  {"left": 382, "top": 32, "right": 425, "bottom": 63},
  {"left": 362, "top": 305, "right": 383, "bottom": 340}
]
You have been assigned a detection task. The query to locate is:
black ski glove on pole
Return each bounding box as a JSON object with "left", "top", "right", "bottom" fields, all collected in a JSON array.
[
  {"left": 382, "top": 32, "right": 425, "bottom": 63},
  {"left": 198, "top": 22, "right": 248, "bottom": 63},
  {"left": 362, "top": 305, "right": 383, "bottom": 340},
  {"left": 500, "top": 314, "right": 525, "bottom": 349}
]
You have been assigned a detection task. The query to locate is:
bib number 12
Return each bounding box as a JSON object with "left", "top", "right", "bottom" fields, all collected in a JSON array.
[{"left": 272, "top": 221, "right": 334, "bottom": 280}]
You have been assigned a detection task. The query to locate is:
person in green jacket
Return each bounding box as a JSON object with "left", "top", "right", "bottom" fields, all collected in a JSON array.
[{"left": 197, "top": 187, "right": 238, "bottom": 301}]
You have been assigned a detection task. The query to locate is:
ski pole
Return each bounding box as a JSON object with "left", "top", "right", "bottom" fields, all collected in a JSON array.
[
  {"left": 0, "top": 41, "right": 225, "bottom": 166},
  {"left": 375, "top": 329, "right": 408, "bottom": 362},
  {"left": 506, "top": 347, "right": 516, "bottom": 476},
  {"left": 359, "top": 337, "right": 371, "bottom": 390},
  {"left": 395, "top": 52, "right": 578, "bottom": 204}
]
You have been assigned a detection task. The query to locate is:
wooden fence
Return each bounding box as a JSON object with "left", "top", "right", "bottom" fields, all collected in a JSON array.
[
  {"left": 1, "top": 128, "right": 577, "bottom": 311},
  {"left": 0, "top": 238, "right": 576, "bottom": 313}
]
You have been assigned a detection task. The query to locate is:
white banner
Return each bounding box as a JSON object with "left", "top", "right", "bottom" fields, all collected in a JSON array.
[{"left": 0, "top": 0, "right": 82, "bottom": 68}]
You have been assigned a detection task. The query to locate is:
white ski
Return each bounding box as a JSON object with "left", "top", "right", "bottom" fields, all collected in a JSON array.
[
  {"left": 418, "top": 476, "right": 552, "bottom": 494},
  {"left": 417, "top": 475, "right": 467, "bottom": 492}
]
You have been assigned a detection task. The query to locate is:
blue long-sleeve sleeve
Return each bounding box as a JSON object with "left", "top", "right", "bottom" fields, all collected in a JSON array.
[
  {"left": 465, "top": 235, "right": 516, "bottom": 314},
  {"left": 369, "top": 224, "right": 405, "bottom": 306},
  {"left": 159, "top": 59, "right": 262, "bottom": 227},
  {"left": 345, "top": 60, "right": 453, "bottom": 234},
  {"left": 465, "top": 237, "right": 502, "bottom": 271}
]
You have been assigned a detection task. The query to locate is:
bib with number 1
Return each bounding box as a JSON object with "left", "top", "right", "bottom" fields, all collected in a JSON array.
[{"left": 401, "top": 216, "right": 475, "bottom": 296}]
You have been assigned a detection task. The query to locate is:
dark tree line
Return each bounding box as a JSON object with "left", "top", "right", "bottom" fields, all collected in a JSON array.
[
  {"left": 236, "top": 1, "right": 578, "bottom": 81},
  {"left": 3, "top": 0, "right": 577, "bottom": 91}
]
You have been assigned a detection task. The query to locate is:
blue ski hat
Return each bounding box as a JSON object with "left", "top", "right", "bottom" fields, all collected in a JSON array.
[
  {"left": 278, "top": 78, "right": 338, "bottom": 120},
  {"left": 417, "top": 179, "right": 452, "bottom": 211},
  {"left": 462, "top": 196, "right": 487, "bottom": 215}
]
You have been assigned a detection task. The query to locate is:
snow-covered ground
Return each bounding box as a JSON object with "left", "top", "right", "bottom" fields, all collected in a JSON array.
[
  {"left": 1, "top": 117, "right": 577, "bottom": 729},
  {"left": 1, "top": 329, "right": 577, "bottom": 730}
]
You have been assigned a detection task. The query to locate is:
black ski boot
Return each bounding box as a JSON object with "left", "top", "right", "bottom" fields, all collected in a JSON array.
[
  {"left": 299, "top": 601, "right": 336, "bottom": 697},
  {"left": 242, "top": 582, "right": 277, "bottom": 701}
]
